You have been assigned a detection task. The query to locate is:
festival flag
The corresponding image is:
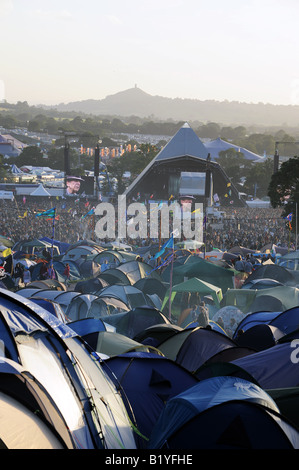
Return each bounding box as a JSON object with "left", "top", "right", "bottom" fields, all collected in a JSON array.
[
  {"left": 83, "top": 207, "right": 95, "bottom": 218},
  {"left": 154, "top": 235, "right": 174, "bottom": 259},
  {"left": 2, "top": 248, "right": 12, "bottom": 258},
  {"left": 284, "top": 212, "right": 293, "bottom": 230},
  {"left": 35, "top": 208, "right": 56, "bottom": 218}
]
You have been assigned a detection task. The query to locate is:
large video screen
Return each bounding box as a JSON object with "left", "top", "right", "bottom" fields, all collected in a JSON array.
[
  {"left": 179, "top": 172, "right": 206, "bottom": 197},
  {"left": 65, "top": 175, "right": 95, "bottom": 197}
]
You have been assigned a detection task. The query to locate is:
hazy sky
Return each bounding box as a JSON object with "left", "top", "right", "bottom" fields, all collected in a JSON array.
[{"left": 1, "top": 0, "right": 299, "bottom": 106}]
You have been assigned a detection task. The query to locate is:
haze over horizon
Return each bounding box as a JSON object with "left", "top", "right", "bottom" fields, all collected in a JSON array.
[{"left": 2, "top": 0, "right": 299, "bottom": 108}]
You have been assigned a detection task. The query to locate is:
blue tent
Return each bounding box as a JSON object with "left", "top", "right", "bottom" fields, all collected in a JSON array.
[
  {"left": 170, "top": 327, "right": 237, "bottom": 373},
  {"left": 269, "top": 306, "right": 299, "bottom": 336},
  {"left": 204, "top": 137, "right": 263, "bottom": 161},
  {"left": 233, "top": 311, "right": 281, "bottom": 338},
  {"left": 148, "top": 376, "right": 299, "bottom": 449},
  {"left": 101, "top": 355, "right": 199, "bottom": 448},
  {"left": 233, "top": 342, "right": 299, "bottom": 389}
]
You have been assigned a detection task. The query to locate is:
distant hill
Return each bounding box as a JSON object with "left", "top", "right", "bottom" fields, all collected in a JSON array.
[{"left": 52, "top": 87, "right": 299, "bottom": 127}]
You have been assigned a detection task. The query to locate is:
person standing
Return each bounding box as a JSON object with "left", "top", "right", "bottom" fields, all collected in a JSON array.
[{"left": 63, "top": 263, "right": 70, "bottom": 284}]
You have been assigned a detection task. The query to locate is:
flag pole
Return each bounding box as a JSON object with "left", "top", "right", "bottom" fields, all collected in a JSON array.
[
  {"left": 168, "top": 235, "right": 174, "bottom": 321},
  {"left": 50, "top": 208, "right": 56, "bottom": 266}
]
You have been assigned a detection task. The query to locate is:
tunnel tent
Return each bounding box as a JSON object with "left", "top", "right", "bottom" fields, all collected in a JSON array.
[
  {"left": 98, "top": 269, "right": 131, "bottom": 286},
  {"left": 16, "top": 288, "right": 41, "bottom": 299},
  {"left": 93, "top": 250, "right": 137, "bottom": 268},
  {"left": 65, "top": 294, "right": 99, "bottom": 322},
  {"left": 89, "top": 297, "right": 130, "bottom": 319},
  {"left": 74, "top": 277, "right": 110, "bottom": 294},
  {"left": 117, "top": 260, "right": 162, "bottom": 285},
  {"left": 97, "top": 284, "right": 154, "bottom": 310},
  {"left": 30, "top": 290, "right": 81, "bottom": 313}
]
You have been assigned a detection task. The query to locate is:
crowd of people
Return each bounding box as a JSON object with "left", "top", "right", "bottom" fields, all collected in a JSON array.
[{"left": 0, "top": 197, "right": 293, "bottom": 253}]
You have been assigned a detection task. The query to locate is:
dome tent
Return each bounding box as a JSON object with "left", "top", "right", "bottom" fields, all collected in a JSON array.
[
  {"left": 148, "top": 376, "right": 299, "bottom": 449},
  {"left": 0, "top": 288, "right": 136, "bottom": 449}
]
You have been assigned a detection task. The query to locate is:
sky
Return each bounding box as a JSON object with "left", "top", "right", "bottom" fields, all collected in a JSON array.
[{"left": 1, "top": 0, "right": 299, "bottom": 106}]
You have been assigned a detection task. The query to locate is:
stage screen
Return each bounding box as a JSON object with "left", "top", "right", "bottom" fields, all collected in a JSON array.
[
  {"left": 179, "top": 172, "right": 206, "bottom": 197},
  {"left": 65, "top": 175, "right": 94, "bottom": 197}
]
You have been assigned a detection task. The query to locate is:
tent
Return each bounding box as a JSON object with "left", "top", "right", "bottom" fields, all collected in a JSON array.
[
  {"left": 233, "top": 342, "right": 299, "bottom": 389},
  {"left": 162, "top": 256, "right": 235, "bottom": 294},
  {"left": 78, "top": 260, "right": 101, "bottom": 278},
  {"left": 162, "top": 277, "right": 223, "bottom": 316},
  {"left": 134, "top": 278, "right": 167, "bottom": 301},
  {"left": 157, "top": 327, "right": 235, "bottom": 366},
  {"left": 30, "top": 184, "right": 51, "bottom": 197},
  {"left": 101, "top": 355, "right": 199, "bottom": 448},
  {"left": 133, "top": 324, "right": 183, "bottom": 348},
  {"left": 65, "top": 294, "right": 98, "bottom": 321},
  {"left": 235, "top": 324, "right": 285, "bottom": 351},
  {"left": 212, "top": 306, "right": 247, "bottom": 338},
  {"left": 233, "top": 311, "right": 281, "bottom": 338},
  {"left": 29, "top": 298, "right": 68, "bottom": 324},
  {"left": 205, "top": 137, "right": 263, "bottom": 161},
  {"left": 85, "top": 330, "right": 152, "bottom": 357},
  {"left": 117, "top": 260, "right": 161, "bottom": 284},
  {"left": 89, "top": 297, "right": 129, "bottom": 319},
  {"left": 0, "top": 358, "right": 75, "bottom": 449},
  {"left": 224, "top": 286, "right": 299, "bottom": 314},
  {"left": 93, "top": 250, "right": 137, "bottom": 267},
  {"left": 62, "top": 245, "right": 102, "bottom": 264},
  {"left": 242, "top": 278, "right": 284, "bottom": 290},
  {"left": 148, "top": 376, "right": 299, "bottom": 449},
  {"left": 172, "top": 327, "right": 238, "bottom": 373},
  {"left": 244, "top": 264, "right": 297, "bottom": 286},
  {"left": 98, "top": 269, "right": 131, "bottom": 286},
  {"left": 0, "top": 288, "right": 136, "bottom": 449},
  {"left": 115, "top": 306, "right": 171, "bottom": 339},
  {"left": 195, "top": 361, "right": 260, "bottom": 384},
  {"left": 74, "top": 277, "right": 110, "bottom": 294},
  {"left": 97, "top": 285, "right": 154, "bottom": 310}
]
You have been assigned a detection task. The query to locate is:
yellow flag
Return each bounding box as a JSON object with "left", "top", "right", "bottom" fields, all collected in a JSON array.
[{"left": 2, "top": 248, "right": 12, "bottom": 258}]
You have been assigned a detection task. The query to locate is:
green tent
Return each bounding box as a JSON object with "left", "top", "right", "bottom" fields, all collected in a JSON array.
[
  {"left": 162, "top": 256, "right": 236, "bottom": 294},
  {"left": 224, "top": 286, "right": 299, "bottom": 313},
  {"left": 162, "top": 277, "right": 223, "bottom": 312}
]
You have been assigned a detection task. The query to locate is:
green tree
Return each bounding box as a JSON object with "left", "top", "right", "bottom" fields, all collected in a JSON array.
[
  {"left": 17, "top": 146, "right": 44, "bottom": 166},
  {"left": 245, "top": 158, "right": 274, "bottom": 198},
  {"left": 217, "top": 148, "right": 252, "bottom": 185},
  {"left": 268, "top": 156, "right": 299, "bottom": 224}
]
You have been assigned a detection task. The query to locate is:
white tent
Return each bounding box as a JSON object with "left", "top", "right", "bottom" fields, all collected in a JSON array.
[{"left": 30, "top": 184, "right": 51, "bottom": 196}]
